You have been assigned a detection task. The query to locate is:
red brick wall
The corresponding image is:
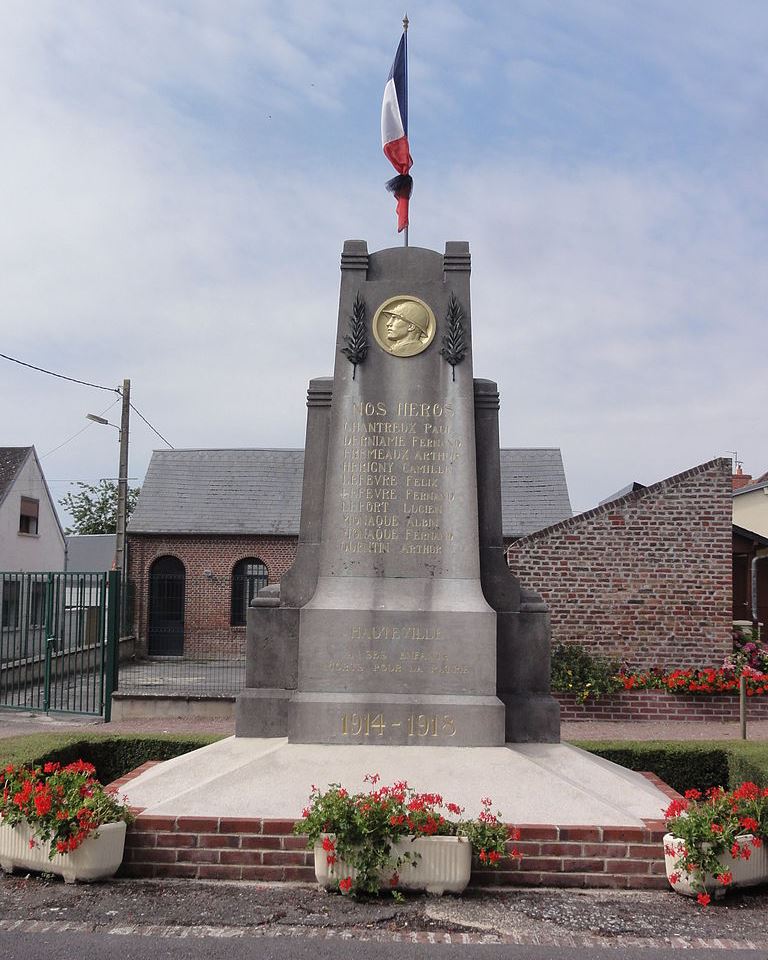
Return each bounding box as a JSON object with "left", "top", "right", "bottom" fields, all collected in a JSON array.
[
  {"left": 118, "top": 812, "right": 669, "bottom": 890},
  {"left": 507, "top": 459, "right": 733, "bottom": 670},
  {"left": 127, "top": 534, "right": 298, "bottom": 657}
]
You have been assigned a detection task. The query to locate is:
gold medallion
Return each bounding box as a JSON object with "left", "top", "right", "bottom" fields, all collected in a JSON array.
[{"left": 372, "top": 295, "right": 436, "bottom": 358}]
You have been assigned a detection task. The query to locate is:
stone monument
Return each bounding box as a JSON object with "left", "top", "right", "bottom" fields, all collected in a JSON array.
[{"left": 236, "top": 240, "right": 560, "bottom": 745}]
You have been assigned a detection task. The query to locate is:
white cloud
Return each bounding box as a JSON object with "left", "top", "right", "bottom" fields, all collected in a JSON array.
[{"left": 1, "top": 1, "right": 766, "bottom": 527}]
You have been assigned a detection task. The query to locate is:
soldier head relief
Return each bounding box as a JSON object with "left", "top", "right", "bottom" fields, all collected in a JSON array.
[{"left": 373, "top": 296, "right": 436, "bottom": 357}]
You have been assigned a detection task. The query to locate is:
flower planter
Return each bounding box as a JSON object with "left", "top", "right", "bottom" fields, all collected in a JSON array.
[
  {"left": 0, "top": 819, "right": 127, "bottom": 884},
  {"left": 664, "top": 833, "right": 768, "bottom": 898},
  {"left": 314, "top": 834, "right": 472, "bottom": 895}
]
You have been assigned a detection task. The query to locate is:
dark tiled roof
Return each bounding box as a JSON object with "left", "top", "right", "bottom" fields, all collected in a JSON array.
[
  {"left": 128, "top": 449, "right": 305, "bottom": 535},
  {"left": 129, "top": 447, "right": 572, "bottom": 539},
  {"left": 499, "top": 448, "right": 572, "bottom": 538},
  {"left": 0, "top": 447, "right": 32, "bottom": 508}
]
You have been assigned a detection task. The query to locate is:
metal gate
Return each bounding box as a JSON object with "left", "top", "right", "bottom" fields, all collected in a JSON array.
[
  {"left": 0, "top": 571, "right": 119, "bottom": 718},
  {"left": 148, "top": 557, "right": 185, "bottom": 656}
]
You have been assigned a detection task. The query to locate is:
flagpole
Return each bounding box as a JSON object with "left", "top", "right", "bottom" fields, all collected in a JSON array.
[{"left": 403, "top": 13, "right": 409, "bottom": 248}]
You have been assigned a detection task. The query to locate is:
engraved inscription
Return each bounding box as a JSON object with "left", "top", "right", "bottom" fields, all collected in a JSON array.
[
  {"left": 340, "top": 712, "right": 457, "bottom": 738},
  {"left": 340, "top": 399, "right": 462, "bottom": 555}
]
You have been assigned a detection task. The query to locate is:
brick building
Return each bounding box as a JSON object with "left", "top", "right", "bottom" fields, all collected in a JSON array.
[
  {"left": 127, "top": 447, "right": 571, "bottom": 658},
  {"left": 506, "top": 458, "right": 733, "bottom": 670}
]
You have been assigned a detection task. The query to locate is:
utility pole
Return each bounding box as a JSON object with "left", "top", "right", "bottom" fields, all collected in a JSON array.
[{"left": 115, "top": 378, "right": 130, "bottom": 584}]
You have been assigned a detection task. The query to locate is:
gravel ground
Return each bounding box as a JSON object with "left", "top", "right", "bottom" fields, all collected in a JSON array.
[{"left": 0, "top": 874, "right": 767, "bottom": 948}]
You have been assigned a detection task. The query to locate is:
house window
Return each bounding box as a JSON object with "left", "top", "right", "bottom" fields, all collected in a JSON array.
[
  {"left": 231, "top": 558, "right": 268, "bottom": 626},
  {"left": 19, "top": 497, "right": 39, "bottom": 535}
]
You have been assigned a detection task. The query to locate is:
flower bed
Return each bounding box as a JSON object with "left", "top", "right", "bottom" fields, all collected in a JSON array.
[
  {"left": 621, "top": 667, "right": 768, "bottom": 696},
  {"left": 556, "top": 689, "right": 768, "bottom": 723},
  {"left": 664, "top": 832, "right": 767, "bottom": 900},
  {"left": 0, "top": 819, "right": 127, "bottom": 883},
  {"left": 663, "top": 782, "right": 768, "bottom": 906},
  {"left": 552, "top": 631, "right": 768, "bottom": 705},
  {"left": 0, "top": 760, "right": 133, "bottom": 882},
  {"left": 294, "top": 774, "right": 519, "bottom": 898}
]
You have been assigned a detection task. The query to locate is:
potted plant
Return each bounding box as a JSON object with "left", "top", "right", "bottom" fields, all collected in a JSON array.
[
  {"left": 294, "top": 773, "right": 520, "bottom": 898},
  {"left": 663, "top": 782, "right": 768, "bottom": 906},
  {"left": 1, "top": 760, "right": 133, "bottom": 883}
]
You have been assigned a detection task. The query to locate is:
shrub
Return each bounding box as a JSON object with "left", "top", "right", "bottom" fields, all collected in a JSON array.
[
  {"left": 550, "top": 642, "right": 624, "bottom": 702},
  {"left": 575, "top": 740, "right": 768, "bottom": 794},
  {"left": 0, "top": 734, "right": 224, "bottom": 784}
]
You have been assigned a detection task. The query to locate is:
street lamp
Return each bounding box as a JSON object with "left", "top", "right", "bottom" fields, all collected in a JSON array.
[{"left": 86, "top": 379, "right": 131, "bottom": 584}]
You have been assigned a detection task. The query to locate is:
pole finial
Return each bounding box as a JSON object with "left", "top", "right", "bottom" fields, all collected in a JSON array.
[{"left": 403, "top": 12, "right": 409, "bottom": 31}]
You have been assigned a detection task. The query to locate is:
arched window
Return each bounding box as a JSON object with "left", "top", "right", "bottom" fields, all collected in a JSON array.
[
  {"left": 231, "top": 558, "right": 268, "bottom": 626},
  {"left": 148, "top": 556, "right": 186, "bottom": 656}
]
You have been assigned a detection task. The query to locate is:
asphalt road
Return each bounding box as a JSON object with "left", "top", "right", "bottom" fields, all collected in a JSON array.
[{"left": 1, "top": 931, "right": 765, "bottom": 960}]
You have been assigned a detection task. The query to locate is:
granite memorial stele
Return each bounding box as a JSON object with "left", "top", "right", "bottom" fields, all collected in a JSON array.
[{"left": 236, "top": 240, "right": 560, "bottom": 745}]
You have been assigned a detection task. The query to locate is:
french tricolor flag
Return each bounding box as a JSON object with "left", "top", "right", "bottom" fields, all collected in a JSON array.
[{"left": 381, "top": 32, "right": 413, "bottom": 233}]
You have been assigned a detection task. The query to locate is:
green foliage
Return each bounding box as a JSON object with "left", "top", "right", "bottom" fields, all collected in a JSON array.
[
  {"left": 59, "top": 480, "right": 141, "bottom": 535},
  {"left": 574, "top": 740, "right": 768, "bottom": 793},
  {"left": 550, "top": 642, "right": 624, "bottom": 702},
  {"left": 0, "top": 733, "right": 223, "bottom": 784}
]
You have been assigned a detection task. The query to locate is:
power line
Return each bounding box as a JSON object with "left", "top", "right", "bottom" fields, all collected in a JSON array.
[
  {"left": 41, "top": 398, "right": 122, "bottom": 459},
  {"left": 0, "top": 352, "right": 119, "bottom": 393},
  {"left": 130, "top": 402, "right": 174, "bottom": 449},
  {"left": 3, "top": 351, "right": 174, "bottom": 449}
]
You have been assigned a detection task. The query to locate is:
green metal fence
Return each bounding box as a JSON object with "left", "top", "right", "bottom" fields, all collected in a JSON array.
[{"left": 0, "top": 571, "right": 119, "bottom": 718}]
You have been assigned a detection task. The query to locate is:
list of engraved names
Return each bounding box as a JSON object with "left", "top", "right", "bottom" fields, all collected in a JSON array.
[{"left": 340, "top": 400, "right": 461, "bottom": 555}]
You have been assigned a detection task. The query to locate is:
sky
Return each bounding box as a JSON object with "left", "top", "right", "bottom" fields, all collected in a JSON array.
[{"left": 1, "top": 0, "right": 766, "bottom": 528}]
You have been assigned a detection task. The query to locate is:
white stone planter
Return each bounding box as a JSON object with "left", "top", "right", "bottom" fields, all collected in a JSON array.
[
  {"left": 314, "top": 834, "right": 472, "bottom": 895},
  {"left": 664, "top": 832, "right": 768, "bottom": 898},
  {"left": 0, "top": 819, "right": 127, "bottom": 883}
]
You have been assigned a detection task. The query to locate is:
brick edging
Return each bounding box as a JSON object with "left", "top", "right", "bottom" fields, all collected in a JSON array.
[{"left": 113, "top": 767, "right": 673, "bottom": 891}]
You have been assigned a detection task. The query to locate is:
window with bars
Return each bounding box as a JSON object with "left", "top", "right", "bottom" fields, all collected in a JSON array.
[{"left": 230, "top": 558, "right": 268, "bottom": 626}]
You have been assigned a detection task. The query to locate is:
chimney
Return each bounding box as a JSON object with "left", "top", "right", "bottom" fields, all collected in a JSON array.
[{"left": 732, "top": 465, "right": 753, "bottom": 491}]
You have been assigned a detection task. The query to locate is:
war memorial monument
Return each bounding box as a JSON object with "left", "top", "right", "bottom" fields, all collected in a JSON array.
[
  {"left": 123, "top": 239, "right": 670, "bottom": 835},
  {"left": 236, "top": 240, "right": 560, "bottom": 747}
]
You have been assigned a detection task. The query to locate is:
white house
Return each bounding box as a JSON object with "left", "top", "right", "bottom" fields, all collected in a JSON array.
[
  {"left": 733, "top": 474, "right": 768, "bottom": 539},
  {"left": 0, "top": 446, "right": 66, "bottom": 642},
  {"left": 0, "top": 447, "right": 65, "bottom": 572}
]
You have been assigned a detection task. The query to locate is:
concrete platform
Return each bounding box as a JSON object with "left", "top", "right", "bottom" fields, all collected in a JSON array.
[{"left": 122, "top": 736, "right": 670, "bottom": 826}]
